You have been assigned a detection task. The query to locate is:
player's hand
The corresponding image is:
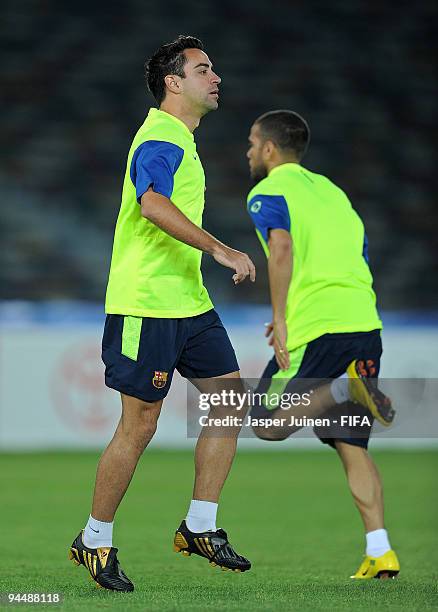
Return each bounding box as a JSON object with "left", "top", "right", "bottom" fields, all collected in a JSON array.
[
  {"left": 264, "top": 321, "right": 275, "bottom": 346},
  {"left": 271, "top": 319, "right": 290, "bottom": 371},
  {"left": 213, "top": 245, "right": 256, "bottom": 284}
]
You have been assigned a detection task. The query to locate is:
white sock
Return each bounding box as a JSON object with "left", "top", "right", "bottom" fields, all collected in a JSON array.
[
  {"left": 83, "top": 515, "right": 113, "bottom": 549},
  {"left": 330, "top": 373, "right": 350, "bottom": 404},
  {"left": 185, "top": 500, "right": 218, "bottom": 533},
  {"left": 366, "top": 528, "right": 391, "bottom": 557}
]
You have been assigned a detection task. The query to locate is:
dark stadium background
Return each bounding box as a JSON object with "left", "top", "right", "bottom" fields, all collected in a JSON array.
[
  {"left": 1, "top": 0, "right": 437, "bottom": 309},
  {"left": 1, "top": 2, "right": 437, "bottom": 610}
]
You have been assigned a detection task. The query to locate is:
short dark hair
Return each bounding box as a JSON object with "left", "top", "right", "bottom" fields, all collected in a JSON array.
[
  {"left": 255, "top": 110, "right": 310, "bottom": 160},
  {"left": 145, "top": 35, "right": 204, "bottom": 105}
]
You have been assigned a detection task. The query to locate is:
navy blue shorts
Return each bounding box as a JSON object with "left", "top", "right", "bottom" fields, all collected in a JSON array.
[
  {"left": 256, "top": 330, "right": 382, "bottom": 449},
  {"left": 102, "top": 309, "right": 239, "bottom": 402}
]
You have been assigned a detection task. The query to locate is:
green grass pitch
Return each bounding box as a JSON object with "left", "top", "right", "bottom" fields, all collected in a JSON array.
[{"left": 1, "top": 449, "right": 437, "bottom": 611}]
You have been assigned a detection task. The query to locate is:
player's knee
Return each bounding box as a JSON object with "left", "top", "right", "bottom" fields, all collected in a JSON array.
[
  {"left": 121, "top": 402, "right": 160, "bottom": 449},
  {"left": 136, "top": 412, "right": 159, "bottom": 443},
  {"left": 252, "top": 425, "right": 288, "bottom": 441},
  {"left": 127, "top": 420, "right": 157, "bottom": 452}
]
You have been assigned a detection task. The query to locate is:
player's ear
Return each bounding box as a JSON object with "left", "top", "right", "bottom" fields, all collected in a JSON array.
[
  {"left": 262, "top": 139, "right": 275, "bottom": 161},
  {"left": 164, "top": 74, "right": 182, "bottom": 95}
]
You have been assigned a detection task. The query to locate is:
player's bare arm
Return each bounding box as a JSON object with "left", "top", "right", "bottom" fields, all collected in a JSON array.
[
  {"left": 141, "top": 187, "right": 256, "bottom": 284},
  {"left": 266, "top": 228, "right": 292, "bottom": 370}
]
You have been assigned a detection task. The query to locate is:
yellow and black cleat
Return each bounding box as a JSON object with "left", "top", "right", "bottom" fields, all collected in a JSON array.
[
  {"left": 68, "top": 530, "right": 134, "bottom": 592},
  {"left": 351, "top": 549, "right": 400, "bottom": 579},
  {"left": 173, "top": 520, "right": 251, "bottom": 572},
  {"left": 347, "top": 359, "right": 395, "bottom": 426}
]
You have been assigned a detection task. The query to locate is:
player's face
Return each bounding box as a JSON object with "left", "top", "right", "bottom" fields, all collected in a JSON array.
[
  {"left": 247, "top": 123, "right": 267, "bottom": 181},
  {"left": 180, "top": 48, "right": 221, "bottom": 115}
]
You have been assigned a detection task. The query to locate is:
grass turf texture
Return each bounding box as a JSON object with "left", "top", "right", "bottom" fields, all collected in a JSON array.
[{"left": 1, "top": 449, "right": 437, "bottom": 611}]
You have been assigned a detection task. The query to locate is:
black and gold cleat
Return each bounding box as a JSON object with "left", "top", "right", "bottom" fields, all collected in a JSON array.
[
  {"left": 173, "top": 520, "right": 251, "bottom": 572},
  {"left": 68, "top": 530, "right": 134, "bottom": 592}
]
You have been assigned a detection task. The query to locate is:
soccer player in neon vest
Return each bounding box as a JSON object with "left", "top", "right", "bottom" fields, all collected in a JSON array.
[
  {"left": 246, "top": 110, "right": 399, "bottom": 579},
  {"left": 68, "top": 36, "right": 254, "bottom": 591}
]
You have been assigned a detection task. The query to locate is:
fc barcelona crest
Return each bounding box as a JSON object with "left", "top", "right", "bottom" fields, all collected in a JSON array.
[{"left": 152, "top": 371, "right": 168, "bottom": 389}]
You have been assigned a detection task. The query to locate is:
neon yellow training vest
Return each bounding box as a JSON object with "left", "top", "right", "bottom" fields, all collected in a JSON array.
[
  {"left": 247, "top": 163, "right": 382, "bottom": 351},
  {"left": 105, "top": 108, "right": 213, "bottom": 318}
]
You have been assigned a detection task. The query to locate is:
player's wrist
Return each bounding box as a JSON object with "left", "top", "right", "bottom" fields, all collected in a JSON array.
[
  {"left": 273, "top": 313, "right": 286, "bottom": 324},
  {"left": 209, "top": 240, "right": 228, "bottom": 258}
]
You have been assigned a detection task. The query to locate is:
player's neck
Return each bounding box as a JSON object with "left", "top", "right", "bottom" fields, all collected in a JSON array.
[
  {"left": 267, "top": 157, "right": 300, "bottom": 175},
  {"left": 159, "top": 100, "right": 201, "bottom": 133}
]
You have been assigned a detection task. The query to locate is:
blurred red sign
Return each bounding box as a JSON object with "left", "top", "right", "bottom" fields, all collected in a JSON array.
[{"left": 51, "top": 342, "right": 118, "bottom": 434}]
